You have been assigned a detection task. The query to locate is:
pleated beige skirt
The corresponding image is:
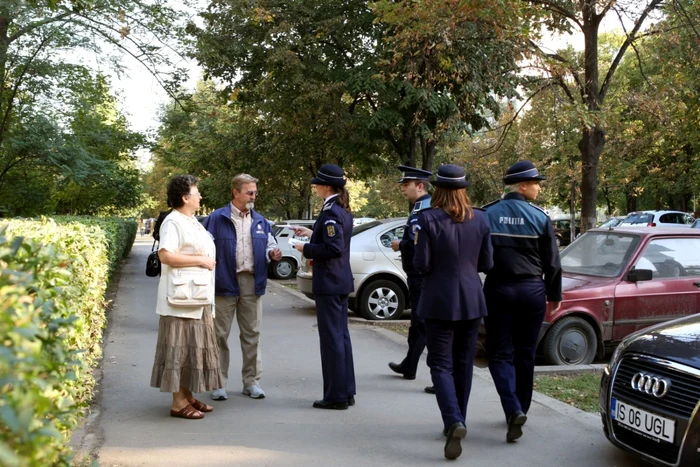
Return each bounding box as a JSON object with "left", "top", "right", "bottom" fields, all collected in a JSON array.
[{"left": 150, "top": 306, "right": 224, "bottom": 393}]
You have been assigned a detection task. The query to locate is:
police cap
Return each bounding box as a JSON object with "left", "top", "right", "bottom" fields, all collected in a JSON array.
[{"left": 397, "top": 165, "right": 433, "bottom": 183}]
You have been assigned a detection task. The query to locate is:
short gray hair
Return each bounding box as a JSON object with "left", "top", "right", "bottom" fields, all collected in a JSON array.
[{"left": 231, "top": 174, "right": 258, "bottom": 192}]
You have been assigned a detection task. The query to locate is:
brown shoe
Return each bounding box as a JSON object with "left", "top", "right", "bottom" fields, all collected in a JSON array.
[
  {"left": 190, "top": 399, "right": 214, "bottom": 413},
  {"left": 170, "top": 404, "right": 204, "bottom": 419}
]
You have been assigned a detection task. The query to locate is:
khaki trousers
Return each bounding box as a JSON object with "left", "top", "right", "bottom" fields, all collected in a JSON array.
[{"left": 214, "top": 272, "right": 263, "bottom": 387}]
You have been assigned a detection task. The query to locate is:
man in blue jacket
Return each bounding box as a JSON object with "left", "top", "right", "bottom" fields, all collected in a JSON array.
[{"left": 204, "top": 174, "right": 281, "bottom": 401}]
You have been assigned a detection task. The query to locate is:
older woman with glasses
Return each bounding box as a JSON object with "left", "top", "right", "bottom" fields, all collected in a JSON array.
[
  {"left": 150, "top": 174, "right": 223, "bottom": 419},
  {"left": 413, "top": 164, "right": 493, "bottom": 459}
]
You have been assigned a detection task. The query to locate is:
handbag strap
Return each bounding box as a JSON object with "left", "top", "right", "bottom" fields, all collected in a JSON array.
[{"left": 152, "top": 239, "right": 158, "bottom": 251}]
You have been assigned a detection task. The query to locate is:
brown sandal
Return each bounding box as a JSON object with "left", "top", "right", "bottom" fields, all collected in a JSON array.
[
  {"left": 190, "top": 399, "right": 213, "bottom": 413},
  {"left": 170, "top": 404, "right": 204, "bottom": 419}
]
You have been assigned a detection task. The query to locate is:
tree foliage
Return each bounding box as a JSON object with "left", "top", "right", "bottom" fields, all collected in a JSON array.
[{"left": 0, "top": 0, "right": 188, "bottom": 216}]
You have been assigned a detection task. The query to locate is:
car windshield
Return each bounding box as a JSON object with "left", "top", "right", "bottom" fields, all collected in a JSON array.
[
  {"left": 622, "top": 213, "right": 653, "bottom": 225},
  {"left": 352, "top": 220, "right": 382, "bottom": 236},
  {"left": 560, "top": 232, "right": 641, "bottom": 277}
]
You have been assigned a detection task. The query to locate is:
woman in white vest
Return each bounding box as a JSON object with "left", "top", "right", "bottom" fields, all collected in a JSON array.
[{"left": 150, "top": 174, "right": 223, "bottom": 419}]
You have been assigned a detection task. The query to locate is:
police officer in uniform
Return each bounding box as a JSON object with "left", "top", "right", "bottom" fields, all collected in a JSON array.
[
  {"left": 482, "top": 160, "right": 562, "bottom": 442},
  {"left": 292, "top": 164, "right": 356, "bottom": 410},
  {"left": 388, "top": 165, "right": 433, "bottom": 389},
  {"left": 413, "top": 164, "right": 493, "bottom": 460}
]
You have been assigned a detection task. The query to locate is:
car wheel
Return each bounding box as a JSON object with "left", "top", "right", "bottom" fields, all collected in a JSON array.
[
  {"left": 358, "top": 279, "right": 405, "bottom": 321},
  {"left": 555, "top": 236, "right": 562, "bottom": 247},
  {"left": 543, "top": 316, "right": 597, "bottom": 365},
  {"left": 271, "top": 258, "right": 295, "bottom": 280}
]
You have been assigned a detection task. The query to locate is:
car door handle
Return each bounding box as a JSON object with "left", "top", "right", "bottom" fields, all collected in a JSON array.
[{"left": 694, "top": 282, "right": 700, "bottom": 288}]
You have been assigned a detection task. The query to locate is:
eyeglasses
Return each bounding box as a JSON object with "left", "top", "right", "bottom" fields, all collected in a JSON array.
[
  {"left": 245, "top": 191, "right": 258, "bottom": 196},
  {"left": 186, "top": 192, "right": 202, "bottom": 198}
]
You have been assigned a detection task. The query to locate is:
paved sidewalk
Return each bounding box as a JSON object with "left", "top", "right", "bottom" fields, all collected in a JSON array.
[{"left": 73, "top": 237, "right": 638, "bottom": 466}]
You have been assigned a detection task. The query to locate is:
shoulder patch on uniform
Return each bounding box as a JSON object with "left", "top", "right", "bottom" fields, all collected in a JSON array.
[
  {"left": 528, "top": 203, "right": 549, "bottom": 215},
  {"left": 412, "top": 197, "right": 432, "bottom": 213},
  {"left": 481, "top": 199, "right": 500, "bottom": 209},
  {"left": 409, "top": 218, "right": 418, "bottom": 223},
  {"left": 324, "top": 219, "right": 337, "bottom": 225},
  {"left": 326, "top": 224, "right": 336, "bottom": 237}
]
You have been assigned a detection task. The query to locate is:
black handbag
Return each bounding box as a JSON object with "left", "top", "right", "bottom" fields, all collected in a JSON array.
[{"left": 146, "top": 240, "right": 161, "bottom": 277}]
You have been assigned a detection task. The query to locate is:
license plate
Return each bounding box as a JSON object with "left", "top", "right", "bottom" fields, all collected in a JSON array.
[{"left": 611, "top": 398, "right": 676, "bottom": 443}]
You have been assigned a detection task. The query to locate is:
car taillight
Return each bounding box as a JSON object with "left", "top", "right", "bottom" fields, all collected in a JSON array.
[
  {"left": 647, "top": 222, "right": 656, "bottom": 227},
  {"left": 309, "top": 259, "right": 314, "bottom": 267}
]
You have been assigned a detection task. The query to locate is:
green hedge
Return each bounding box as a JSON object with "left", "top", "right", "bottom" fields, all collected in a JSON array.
[{"left": 0, "top": 217, "right": 136, "bottom": 466}]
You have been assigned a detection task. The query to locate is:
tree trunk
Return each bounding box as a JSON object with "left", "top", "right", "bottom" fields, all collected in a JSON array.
[
  {"left": 407, "top": 135, "right": 416, "bottom": 167},
  {"left": 578, "top": 6, "right": 604, "bottom": 232},
  {"left": 422, "top": 138, "right": 436, "bottom": 173},
  {"left": 569, "top": 179, "right": 576, "bottom": 243},
  {"left": 578, "top": 125, "right": 605, "bottom": 230}
]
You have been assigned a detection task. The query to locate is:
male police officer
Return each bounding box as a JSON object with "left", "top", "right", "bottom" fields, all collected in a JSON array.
[
  {"left": 387, "top": 165, "right": 433, "bottom": 391},
  {"left": 482, "top": 160, "right": 562, "bottom": 442}
]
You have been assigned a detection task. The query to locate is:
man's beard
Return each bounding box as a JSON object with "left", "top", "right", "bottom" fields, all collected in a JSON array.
[{"left": 245, "top": 202, "right": 255, "bottom": 211}]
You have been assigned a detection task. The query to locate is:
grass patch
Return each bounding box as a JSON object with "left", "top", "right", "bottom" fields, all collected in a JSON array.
[{"left": 534, "top": 373, "right": 602, "bottom": 413}]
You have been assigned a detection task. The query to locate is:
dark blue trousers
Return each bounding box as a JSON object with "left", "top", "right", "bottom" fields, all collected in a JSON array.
[
  {"left": 425, "top": 318, "right": 481, "bottom": 430},
  {"left": 397, "top": 275, "right": 426, "bottom": 377},
  {"left": 483, "top": 278, "right": 546, "bottom": 418},
  {"left": 315, "top": 294, "right": 356, "bottom": 403}
]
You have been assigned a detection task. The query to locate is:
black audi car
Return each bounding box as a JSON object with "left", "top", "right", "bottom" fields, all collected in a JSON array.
[{"left": 600, "top": 313, "right": 700, "bottom": 466}]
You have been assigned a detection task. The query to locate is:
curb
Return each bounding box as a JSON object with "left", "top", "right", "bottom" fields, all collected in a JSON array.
[{"left": 534, "top": 363, "right": 607, "bottom": 375}]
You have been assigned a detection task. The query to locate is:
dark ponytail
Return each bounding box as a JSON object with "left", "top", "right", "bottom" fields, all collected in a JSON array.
[{"left": 332, "top": 186, "right": 352, "bottom": 213}]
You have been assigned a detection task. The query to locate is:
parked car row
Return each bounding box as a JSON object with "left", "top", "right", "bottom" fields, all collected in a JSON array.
[{"left": 275, "top": 216, "right": 700, "bottom": 373}]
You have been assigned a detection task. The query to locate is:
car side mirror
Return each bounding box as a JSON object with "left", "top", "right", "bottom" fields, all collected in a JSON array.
[{"left": 627, "top": 268, "right": 653, "bottom": 282}]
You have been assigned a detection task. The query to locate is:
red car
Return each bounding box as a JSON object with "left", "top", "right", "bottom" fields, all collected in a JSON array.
[{"left": 541, "top": 227, "right": 700, "bottom": 365}]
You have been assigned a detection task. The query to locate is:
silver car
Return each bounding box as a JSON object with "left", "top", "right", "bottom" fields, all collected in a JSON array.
[
  {"left": 270, "top": 220, "right": 316, "bottom": 279},
  {"left": 296, "top": 218, "right": 409, "bottom": 320}
]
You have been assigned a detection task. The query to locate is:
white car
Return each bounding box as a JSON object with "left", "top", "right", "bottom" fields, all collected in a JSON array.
[
  {"left": 619, "top": 210, "right": 694, "bottom": 228},
  {"left": 269, "top": 220, "right": 316, "bottom": 280},
  {"left": 296, "top": 218, "right": 409, "bottom": 320}
]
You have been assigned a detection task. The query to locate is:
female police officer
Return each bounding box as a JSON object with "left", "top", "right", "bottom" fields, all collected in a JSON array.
[
  {"left": 413, "top": 164, "right": 493, "bottom": 459},
  {"left": 292, "top": 164, "right": 356, "bottom": 410}
]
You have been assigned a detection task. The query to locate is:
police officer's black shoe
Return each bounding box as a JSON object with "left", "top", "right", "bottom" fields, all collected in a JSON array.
[
  {"left": 348, "top": 396, "right": 355, "bottom": 406},
  {"left": 506, "top": 410, "right": 527, "bottom": 442},
  {"left": 444, "top": 421, "right": 467, "bottom": 460},
  {"left": 424, "top": 386, "right": 436, "bottom": 394},
  {"left": 388, "top": 362, "right": 416, "bottom": 380},
  {"left": 312, "top": 400, "right": 349, "bottom": 410}
]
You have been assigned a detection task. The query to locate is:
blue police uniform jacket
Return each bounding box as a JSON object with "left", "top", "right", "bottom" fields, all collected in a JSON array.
[
  {"left": 482, "top": 192, "right": 562, "bottom": 301},
  {"left": 303, "top": 196, "right": 354, "bottom": 296},
  {"left": 203, "top": 205, "right": 272, "bottom": 296},
  {"left": 413, "top": 208, "right": 493, "bottom": 321},
  {"left": 400, "top": 194, "right": 431, "bottom": 276}
]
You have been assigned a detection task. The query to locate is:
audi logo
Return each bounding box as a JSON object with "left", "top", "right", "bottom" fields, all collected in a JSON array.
[{"left": 630, "top": 373, "right": 671, "bottom": 398}]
